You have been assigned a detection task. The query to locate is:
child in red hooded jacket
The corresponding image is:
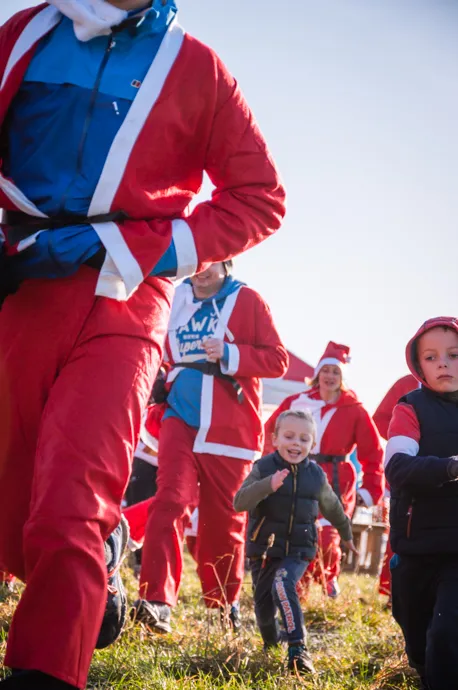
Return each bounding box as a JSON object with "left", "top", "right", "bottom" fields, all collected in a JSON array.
[{"left": 386, "top": 317, "right": 458, "bottom": 690}]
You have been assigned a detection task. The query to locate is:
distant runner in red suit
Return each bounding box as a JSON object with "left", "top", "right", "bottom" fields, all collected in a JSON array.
[
  {"left": 0, "top": 1, "right": 285, "bottom": 687},
  {"left": 131, "top": 262, "right": 288, "bottom": 633},
  {"left": 373, "top": 374, "right": 418, "bottom": 598},
  {"left": 264, "top": 342, "right": 384, "bottom": 597},
  {"left": 124, "top": 402, "right": 199, "bottom": 561}
]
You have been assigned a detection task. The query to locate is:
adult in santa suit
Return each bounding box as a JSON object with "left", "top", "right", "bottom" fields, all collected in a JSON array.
[
  {"left": 264, "top": 342, "right": 384, "bottom": 597},
  {"left": 132, "top": 262, "right": 288, "bottom": 633},
  {"left": 373, "top": 375, "right": 418, "bottom": 599},
  {"left": 0, "top": 1, "right": 285, "bottom": 687}
]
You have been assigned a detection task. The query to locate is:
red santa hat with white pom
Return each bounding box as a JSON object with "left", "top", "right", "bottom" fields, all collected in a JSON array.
[{"left": 313, "top": 341, "right": 351, "bottom": 379}]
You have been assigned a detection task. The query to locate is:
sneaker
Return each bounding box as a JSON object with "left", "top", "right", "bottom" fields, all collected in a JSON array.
[
  {"left": 326, "top": 577, "right": 341, "bottom": 599},
  {"left": 229, "top": 602, "right": 242, "bottom": 632},
  {"left": 220, "top": 601, "right": 242, "bottom": 633},
  {"left": 95, "top": 514, "right": 129, "bottom": 649},
  {"left": 131, "top": 599, "right": 172, "bottom": 633},
  {"left": 287, "top": 644, "right": 316, "bottom": 675}
]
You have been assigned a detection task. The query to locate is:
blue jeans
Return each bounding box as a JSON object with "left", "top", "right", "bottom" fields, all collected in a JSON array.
[{"left": 250, "top": 556, "right": 308, "bottom": 647}]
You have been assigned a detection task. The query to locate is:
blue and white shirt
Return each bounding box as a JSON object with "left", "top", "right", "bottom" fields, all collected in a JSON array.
[{"left": 165, "top": 276, "right": 245, "bottom": 428}]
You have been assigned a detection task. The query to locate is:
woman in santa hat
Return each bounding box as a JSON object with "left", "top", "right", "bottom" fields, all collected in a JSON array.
[{"left": 264, "top": 342, "right": 384, "bottom": 597}]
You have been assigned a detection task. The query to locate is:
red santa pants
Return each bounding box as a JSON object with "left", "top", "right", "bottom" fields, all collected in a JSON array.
[
  {"left": 139, "top": 416, "right": 251, "bottom": 608},
  {"left": 379, "top": 539, "right": 393, "bottom": 597},
  {"left": 0, "top": 268, "right": 170, "bottom": 688},
  {"left": 306, "top": 459, "right": 357, "bottom": 588},
  {"left": 379, "top": 499, "right": 392, "bottom": 597}
]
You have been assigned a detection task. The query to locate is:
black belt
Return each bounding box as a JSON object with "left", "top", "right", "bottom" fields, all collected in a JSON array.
[
  {"left": 3, "top": 210, "right": 128, "bottom": 246},
  {"left": 173, "top": 361, "right": 245, "bottom": 404},
  {"left": 310, "top": 454, "right": 347, "bottom": 502}
]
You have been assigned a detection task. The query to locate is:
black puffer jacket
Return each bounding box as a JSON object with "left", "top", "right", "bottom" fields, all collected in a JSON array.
[
  {"left": 246, "top": 452, "right": 326, "bottom": 560},
  {"left": 388, "top": 388, "right": 458, "bottom": 555}
]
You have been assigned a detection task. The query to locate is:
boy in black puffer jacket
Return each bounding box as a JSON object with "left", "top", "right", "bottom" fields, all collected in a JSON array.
[
  {"left": 234, "top": 409, "right": 356, "bottom": 675},
  {"left": 385, "top": 316, "right": 458, "bottom": 690}
]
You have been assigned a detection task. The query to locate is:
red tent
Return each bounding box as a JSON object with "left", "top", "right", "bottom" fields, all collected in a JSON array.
[{"left": 263, "top": 350, "right": 314, "bottom": 407}]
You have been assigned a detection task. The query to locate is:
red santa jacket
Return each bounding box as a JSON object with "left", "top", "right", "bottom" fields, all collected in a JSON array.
[
  {"left": 373, "top": 374, "right": 418, "bottom": 441},
  {"left": 0, "top": 5, "right": 285, "bottom": 300},
  {"left": 165, "top": 282, "right": 288, "bottom": 460},
  {"left": 264, "top": 386, "right": 385, "bottom": 506}
]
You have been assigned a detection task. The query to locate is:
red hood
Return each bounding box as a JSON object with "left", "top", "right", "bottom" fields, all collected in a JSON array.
[
  {"left": 307, "top": 386, "right": 361, "bottom": 407},
  {"left": 405, "top": 316, "right": 458, "bottom": 389}
]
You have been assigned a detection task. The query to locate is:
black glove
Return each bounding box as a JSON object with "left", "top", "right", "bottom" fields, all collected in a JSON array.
[
  {"left": 0, "top": 247, "right": 20, "bottom": 310},
  {"left": 148, "top": 366, "right": 168, "bottom": 405}
]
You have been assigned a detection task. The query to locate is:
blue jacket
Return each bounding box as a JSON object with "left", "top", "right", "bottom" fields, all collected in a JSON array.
[{"left": 4, "top": 1, "right": 178, "bottom": 281}]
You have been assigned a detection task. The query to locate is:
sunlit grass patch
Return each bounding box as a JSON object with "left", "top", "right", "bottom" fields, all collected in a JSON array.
[{"left": 0, "top": 555, "right": 421, "bottom": 689}]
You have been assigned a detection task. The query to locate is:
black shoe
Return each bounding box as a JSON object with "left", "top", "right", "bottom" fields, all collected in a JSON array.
[
  {"left": 96, "top": 514, "right": 129, "bottom": 649},
  {"left": 0, "top": 671, "right": 77, "bottom": 688},
  {"left": 131, "top": 599, "right": 172, "bottom": 633},
  {"left": 287, "top": 644, "right": 316, "bottom": 675},
  {"left": 229, "top": 602, "right": 242, "bottom": 632},
  {"left": 220, "top": 602, "right": 242, "bottom": 633}
]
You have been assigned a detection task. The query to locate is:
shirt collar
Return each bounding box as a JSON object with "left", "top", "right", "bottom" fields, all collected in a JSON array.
[{"left": 126, "top": 0, "right": 177, "bottom": 34}]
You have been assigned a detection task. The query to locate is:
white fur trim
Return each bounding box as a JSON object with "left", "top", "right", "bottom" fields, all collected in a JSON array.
[
  {"left": 135, "top": 445, "right": 158, "bottom": 467},
  {"left": 193, "top": 374, "right": 259, "bottom": 460},
  {"left": 212, "top": 289, "right": 240, "bottom": 341},
  {"left": 166, "top": 366, "right": 182, "bottom": 384},
  {"left": 48, "top": 0, "right": 126, "bottom": 42},
  {"left": 89, "top": 20, "right": 185, "bottom": 215},
  {"left": 385, "top": 435, "right": 419, "bottom": 467},
  {"left": 92, "top": 222, "right": 143, "bottom": 300},
  {"left": 139, "top": 429, "right": 159, "bottom": 454},
  {"left": 168, "top": 283, "right": 200, "bottom": 331},
  {"left": 314, "top": 357, "right": 345, "bottom": 378},
  {"left": 184, "top": 508, "right": 199, "bottom": 538},
  {"left": 357, "top": 488, "right": 373, "bottom": 508},
  {"left": 313, "top": 407, "right": 338, "bottom": 454},
  {"left": 172, "top": 219, "right": 198, "bottom": 280},
  {"left": 220, "top": 344, "right": 240, "bottom": 377},
  {"left": 318, "top": 518, "right": 331, "bottom": 528},
  {"left": 0, "top": 175, "right": 48, "bottom": 218},
  {"left": 17, "top": 230, "right": 45, "bottom": 252},
  {"left": 94, "top": 253, "right": 128, "bottom": 300},
  {"left": 1, "top": 6, "right": 61, "bottom": 91}
]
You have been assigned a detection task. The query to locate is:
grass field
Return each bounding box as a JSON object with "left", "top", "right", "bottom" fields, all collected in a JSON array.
[{"left": 0, "top": 554, "right": 421, "bottom": 689}]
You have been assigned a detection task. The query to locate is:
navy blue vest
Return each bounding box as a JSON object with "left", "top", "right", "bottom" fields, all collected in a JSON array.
[
  {"left": 390, "top": 388, "right": 458, "bottom": 555},
  {"left": 247, "top": 452, "right": 325, "bottom": 561}
]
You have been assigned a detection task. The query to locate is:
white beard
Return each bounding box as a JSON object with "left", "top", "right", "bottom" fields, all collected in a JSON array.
[{"left": 47, "top": 0, "right": 128, "bottom": 42}]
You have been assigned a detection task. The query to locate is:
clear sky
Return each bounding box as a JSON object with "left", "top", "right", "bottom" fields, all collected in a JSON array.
[{"left": 2, "top": 1, "right": 457, "bottom": 411}]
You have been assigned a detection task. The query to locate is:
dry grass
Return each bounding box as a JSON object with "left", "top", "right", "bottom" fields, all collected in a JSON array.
[{"left": 0, "top": 554, "right": 420, "bottom": 689}]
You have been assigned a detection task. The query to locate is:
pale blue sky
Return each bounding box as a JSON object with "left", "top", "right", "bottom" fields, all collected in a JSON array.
[{"left": 2, "top": 1, "right": 457, "bottom": 411}]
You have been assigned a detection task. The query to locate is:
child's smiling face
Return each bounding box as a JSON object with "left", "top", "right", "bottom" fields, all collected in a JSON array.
[
  {"left": 273, "top": 416, "right": 315, "bottom": 464},
  {"left": 417, "top": 327, "right": 458, "bottom": 393}
]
